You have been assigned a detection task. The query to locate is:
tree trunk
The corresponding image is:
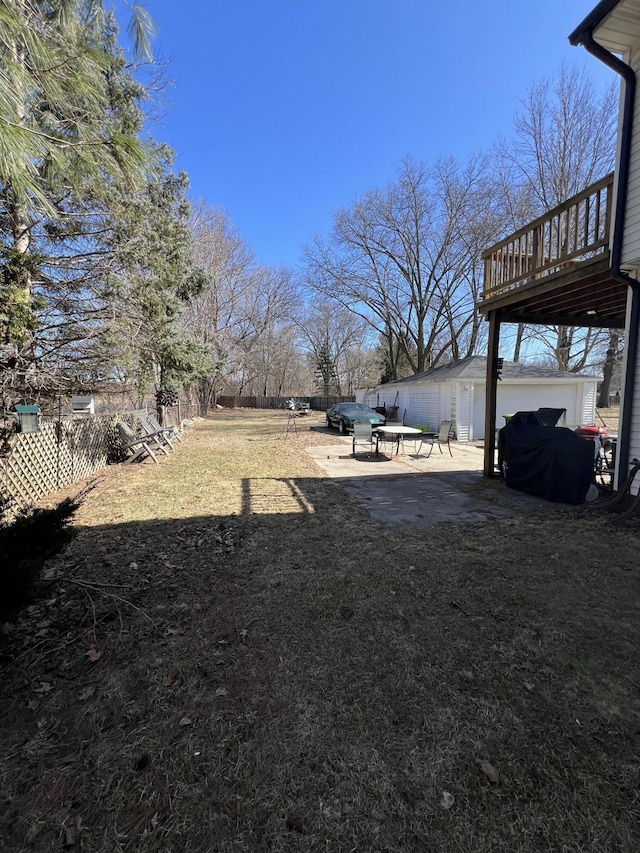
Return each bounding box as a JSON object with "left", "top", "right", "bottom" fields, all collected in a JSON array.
[
  {"left": 6, "top": 200, "right": 34, "bottom": 351},
  {"left": 556, "top": 326, "right": 571, "bottom": 371},
  {"left": 6, "top": 32, "right": 34, "bottom": 353},
  {"left": 597, "top": 331, "right": 620, "bottom": 407},
  {"left": 513, "top": 323, "right": 525, "bottom": 362}
]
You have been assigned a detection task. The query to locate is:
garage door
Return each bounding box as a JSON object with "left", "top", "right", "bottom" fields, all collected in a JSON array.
[
  {"left": 471, "top": 384, "right": 581, "bottom": 440},
  {"left": 497, "top": 385, "right": 578, "bottom": 425}
]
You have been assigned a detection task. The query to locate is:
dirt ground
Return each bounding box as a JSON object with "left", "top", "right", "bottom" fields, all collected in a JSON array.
[{"left": 1, "top": 408, "right": 639, "bottom": 852}]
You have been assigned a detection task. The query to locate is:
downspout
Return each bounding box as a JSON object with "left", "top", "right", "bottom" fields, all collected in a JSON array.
[{"left": 570, "top": 28, "right": 639, "bottom": 481}]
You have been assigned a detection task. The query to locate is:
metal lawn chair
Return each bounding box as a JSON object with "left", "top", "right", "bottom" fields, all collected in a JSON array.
[
  {"left": 422, "top": 420, "right": 453, "bottom": 458},
  {"left": 352, "top": 422, "right": 376, "bottom": 456},
  {"left": 403, "top": 430, "right": 424, "bottom": 457}
]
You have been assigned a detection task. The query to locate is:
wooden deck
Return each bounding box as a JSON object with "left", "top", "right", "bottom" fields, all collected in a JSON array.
[{"left": 480, "top": 173, "right": 627, "bottom": 329}]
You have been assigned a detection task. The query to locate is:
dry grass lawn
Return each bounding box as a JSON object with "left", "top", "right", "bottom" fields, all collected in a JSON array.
[{"left": 1, "top": 408, "right": 639, "bottom": 852}]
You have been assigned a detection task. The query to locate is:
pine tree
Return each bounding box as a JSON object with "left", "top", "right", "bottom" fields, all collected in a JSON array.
[
  {"left": 0, "top": 0, "right": 155, "bottom": 367},
  {"left": 314, "top": 339, "right": 340, "bottom": 395},
  {"left": 98, "top": 146, "right": 214, "bottom": 395}
]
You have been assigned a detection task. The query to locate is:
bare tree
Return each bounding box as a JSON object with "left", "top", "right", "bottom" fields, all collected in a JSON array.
[
  {"left": 297, "top": 299, "right": 371, "bottom": 395},
  {"left": 230, "top": 265, "right": 301, "bottom": 394},
  {"left": 509, "top": 63, "right": 617, "bottom": 208},
  {"left": 184, "top": 201, "right": 302, "bottom": 400},
  {"left": 245, "top": 324, "right": 310, "bottom": 396},
  {"left": 304, "top": 156, "right": 501, "bottom": 380},
  {"left": 598, "top": 331, "right": 623, "bottom": 407}
]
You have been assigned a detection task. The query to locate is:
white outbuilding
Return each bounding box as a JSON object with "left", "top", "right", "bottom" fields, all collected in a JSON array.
[{"left": 356, "top": 356, "right": 600, "bottom": 441}]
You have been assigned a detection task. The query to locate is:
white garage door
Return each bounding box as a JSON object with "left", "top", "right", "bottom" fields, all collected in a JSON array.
[{"left": 471, "top": 383, "right": 582, "bottom": 439}]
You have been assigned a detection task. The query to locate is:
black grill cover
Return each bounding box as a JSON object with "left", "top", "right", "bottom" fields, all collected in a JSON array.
[{"left": 498, "top": 410, "right": 593, "bottom": 503}]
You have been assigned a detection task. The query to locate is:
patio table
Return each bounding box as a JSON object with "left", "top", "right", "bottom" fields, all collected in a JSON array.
[{"left": 375, "top": 425, "right": 424, "bottom": 456}]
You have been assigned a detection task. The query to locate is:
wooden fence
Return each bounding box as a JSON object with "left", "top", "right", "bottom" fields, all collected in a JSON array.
[
  {"left": 217, "top": 395, "right": 355, "bottom": 410},
  {"left": 1, "top": 415, "right": 120, "bottom": 511},
  {"left": 0, "top": 392, "right": 353, "bottom": 512}
]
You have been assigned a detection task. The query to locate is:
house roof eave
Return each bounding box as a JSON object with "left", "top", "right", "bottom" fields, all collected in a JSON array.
[{"left": 569, "top": 0, "right": 640, "bottom": 54}]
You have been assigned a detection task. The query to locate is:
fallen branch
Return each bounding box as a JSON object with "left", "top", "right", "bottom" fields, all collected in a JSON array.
[{"left": 65, "top": 577, "right": 135, "bottom": 590}]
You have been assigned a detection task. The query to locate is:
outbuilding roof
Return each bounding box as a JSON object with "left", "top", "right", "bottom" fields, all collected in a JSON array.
[{"left": 379, "top": 356, "right": 599, "bottom": 386}]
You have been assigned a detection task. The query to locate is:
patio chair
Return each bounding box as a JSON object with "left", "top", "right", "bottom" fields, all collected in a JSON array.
[
  {"left": 116, "top": 421, "right": 168, "bottom": 464},
  {"left": 403, "top": 431, "right": 424, "bottom": 457},
  {"left": 352, "top": 422, "right": 375, "bottom": 456},
  {"left": 138, "top": 414, "right": 176, "bottom": 451},
  {"left": 145, "top": 412, "right": 184, "bottom": 443},
  {"left": 422, "top": 420, "right": 453, "bottom": 458}
]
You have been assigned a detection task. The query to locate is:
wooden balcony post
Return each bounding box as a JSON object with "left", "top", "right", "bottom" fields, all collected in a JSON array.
[
  {"left": 483, "top": 256, "right": 492, "bottom": 294},
  {"left": 532, "top": 224, "right": 543, "bottom": 278},
  {"left": 483, "top": 309, "right": 501, "bottom": 478}
]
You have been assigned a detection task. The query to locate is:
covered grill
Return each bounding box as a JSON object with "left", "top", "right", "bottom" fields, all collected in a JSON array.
[{"left": 498, "top": 409, "right": 594, "bottom": 504}]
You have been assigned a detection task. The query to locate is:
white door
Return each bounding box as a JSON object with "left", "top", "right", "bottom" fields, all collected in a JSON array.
[{"left": 472, "top": 385, "right": 486, "bottom": 439}]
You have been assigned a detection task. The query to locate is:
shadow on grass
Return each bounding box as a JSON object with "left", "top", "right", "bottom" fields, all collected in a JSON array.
[{"left": 1, "top": 473, "right": 639, "bottom": 852}]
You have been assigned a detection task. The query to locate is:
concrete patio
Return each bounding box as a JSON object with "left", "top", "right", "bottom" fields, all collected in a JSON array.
[{"left": 306, "top": 435, "right": 563, "bottom": 527}]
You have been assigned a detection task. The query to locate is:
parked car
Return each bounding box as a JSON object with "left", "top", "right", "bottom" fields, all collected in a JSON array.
[{"left": 325, "top": 403, "right": 386, "bottom": 434}]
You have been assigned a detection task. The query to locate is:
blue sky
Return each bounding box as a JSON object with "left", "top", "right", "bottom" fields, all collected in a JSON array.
[{"left": 123, "top": 1, "right": 617, "bottom": 270}]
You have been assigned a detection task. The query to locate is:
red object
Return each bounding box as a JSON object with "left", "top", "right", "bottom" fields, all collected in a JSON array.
[{"left": 576, "top": 425, "right": 608, "bottom": 440}]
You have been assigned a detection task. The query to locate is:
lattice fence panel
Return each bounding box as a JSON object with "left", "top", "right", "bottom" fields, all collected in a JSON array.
[{"left": 1, "top": 416, "right": 120, "bottom": 511}]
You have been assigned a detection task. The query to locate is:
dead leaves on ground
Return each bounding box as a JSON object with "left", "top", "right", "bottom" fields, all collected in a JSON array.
[
  {"left": 478, "top": 759, "right": 500, "bottom": 784},
  {"left": 286, "top": 815, "right": 304, "bottom": 833},
  {"left": 162, "top": 670, "right": 179, "bottom": 687},
  {"left": 119, "top": 795, "right": 169, "bottom": 837},
  {"left": 62, "top": 814, "right": 82, "bottom": 848}
]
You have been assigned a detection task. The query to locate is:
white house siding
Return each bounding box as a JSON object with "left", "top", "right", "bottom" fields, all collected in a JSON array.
[
  {"left": 358, "top": 366, "right": 597, "bottom": 442},
  {"left": 445, "top": 386, "right": 456, "bottom": 435},
  {"left": 498, "top": 383, "right": 586, "bottom": 425},
  {"left": 468, "top": 382, "right": 596, "bottom": 439},
  {"left": 581, "top": 383, "right": 598, "bottom": 425},
  {"left": 455, "top": 385, "right": 472, "bottom": 442},
  {"left": 363, "top": 384, "right": 445, "bottom": 432},
  {"left": 622, "top": 45, "right": 640, "bottom": 269},
  {"left": 376, "top": 390, "right": 398, "bottom": 415},
  {"left": 628, "top": 318, "right": 640, "bottom": 494},
  {"left": 402, "top": 386, "right": 441, "bottom": 430},
  {"left": 472, "top": 386, "right": 485, "bottom": 440},
  {"left": 361, "top": 388, "right": 399, "bottom": 413}
]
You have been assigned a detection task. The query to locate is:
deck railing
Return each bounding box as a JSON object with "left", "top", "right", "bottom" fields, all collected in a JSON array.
[{"left": 482, "top": 173, "right": 613, "bottom": 302}]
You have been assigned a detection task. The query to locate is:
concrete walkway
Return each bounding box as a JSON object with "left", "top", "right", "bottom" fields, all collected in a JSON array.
[{"left": 306, "top": 434, "right": 560, "bottom": 527}]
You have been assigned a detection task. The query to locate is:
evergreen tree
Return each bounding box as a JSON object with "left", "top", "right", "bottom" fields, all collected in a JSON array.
[
  {"left": 0, "top": 0, "right": 155, "bottom": 380},
  {"left": 314, "top": 338, "right": 340, "bottom": 395},
  {"left": 99, "top": 146, "right": 215, "bottom": 395}
]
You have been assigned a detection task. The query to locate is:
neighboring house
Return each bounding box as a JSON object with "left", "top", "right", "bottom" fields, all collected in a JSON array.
[
  {"left": 357, "top": 356, "right": 599, "bottom": 441},
  {"left": 479, "top": 0, "right": 640, "bottom": 484}
]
